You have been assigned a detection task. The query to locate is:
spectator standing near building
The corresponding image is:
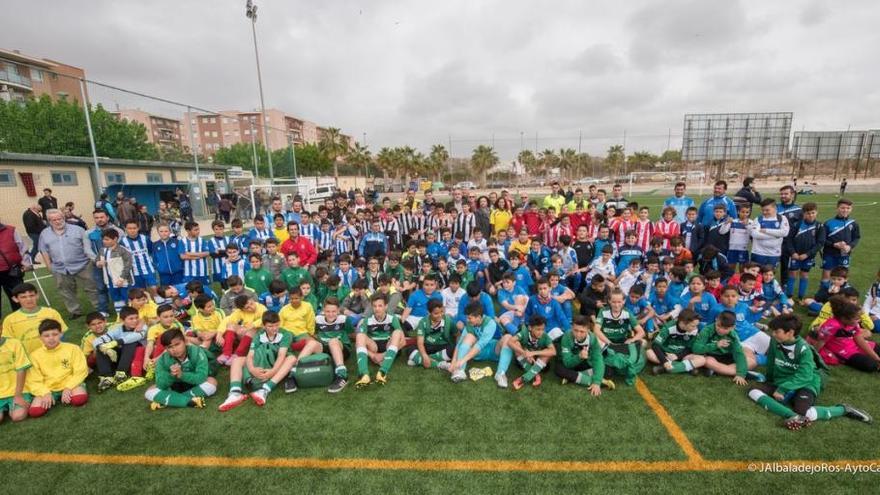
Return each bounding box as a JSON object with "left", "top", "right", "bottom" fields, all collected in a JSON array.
[
  {"left": 0, "top": 219, "right": 31, "bottom": 319},
  {"left": 22, "top": 204, "right": 45, "bottom": 264},
  {"left": 38, "top": 209, "right": 99, "bottom": 319},
  {"left": 37, "top": 188, "right": 58, "bottom": 221}
]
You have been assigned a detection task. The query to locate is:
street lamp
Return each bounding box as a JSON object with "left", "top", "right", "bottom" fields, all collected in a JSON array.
[{"left": 246, "top": 0, "right": 274, "bottom": 183}]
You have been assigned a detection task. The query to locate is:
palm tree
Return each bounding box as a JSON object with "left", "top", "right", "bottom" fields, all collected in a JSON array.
[
  {"left": 318, "top": 127, "right": 349, "bottom": 180},
  {"left": 558, "top": 148, "right": 577, "bottom": 181},
  {"left": 606, "top": 144, "right": 625, "bottom": 179},
  {"left": 470, "top": 145, "right": 498, "bottom": 188},
  {"left": 429, "top": 144, "right": 449, "bottom": 182},
  {"left": 376, "top": 147, "right": 394, "bottom": 182},
  {"left": 539, "top": 149, "right": 559, "bottom": 178},
  {"left": 347, "top": 142, "right": 372, "bottom": 178},
  {"left": 518, "top": 149, "right": 539, "bottom": 177}
]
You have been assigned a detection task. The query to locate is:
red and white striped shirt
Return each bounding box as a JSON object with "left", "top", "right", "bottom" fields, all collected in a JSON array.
[
  {"left": 546, "top": 223, "right": 572, "bottom": 249},
  {"left": 634, "top": 219, "right": 654, "bottom": 251},
  {"left": 610, "top": 218, "right": 635, "bottom": 247},
  {"left": 654, "top": 219, "right": 681, "bottom": 250}
]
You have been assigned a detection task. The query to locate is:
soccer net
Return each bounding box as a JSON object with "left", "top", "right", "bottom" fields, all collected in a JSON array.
[{"left": 247, "top": 181, "right": 312, "bottom": 219}]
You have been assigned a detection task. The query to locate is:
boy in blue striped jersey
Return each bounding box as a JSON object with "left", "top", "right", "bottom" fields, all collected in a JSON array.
[
  {"left": 121, "top": 220, "right": 158, "bottom": 297},
  {"left": 210, "top": 220, "right": 231, "bottom": 287},
  {"left": 178, "top": 222, "right": 212, "bottom": 286}
]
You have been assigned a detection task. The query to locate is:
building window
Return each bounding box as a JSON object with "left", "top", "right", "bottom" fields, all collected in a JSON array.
[
  {"left": 0, "top": 169, "right": 15, "bottom": 186},
  {"left": 146, "top": 173, "right": 163, "bottom": 183},
  {"left": 32, "top": 69, "right": 43, "bottom": 82},
  {"left": 51, "top": 170, "right": 78, "bottom": 186},
  {"left": 222, "top": 117, "right": 228, "bottom": 124},
  {"left": 203, "top": 131, "right": 210, "bottom": 137},
  {"left": 224, "top": 131, "right": 229, "bottom": 137},
  {"left": 105, "top": 172, "right": 125, "bottom": 185},
  {"left": 211, "top": 131, "right": 218, "bottom": 138},
  {"left": 244, "top": 129, "right": 250, "bottom": 135},
  {"left": 209, "top": 117, "right": 216, "bottom": 124}
]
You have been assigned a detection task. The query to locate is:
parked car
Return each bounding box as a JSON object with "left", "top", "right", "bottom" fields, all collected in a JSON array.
[
  {"left": 308, "top": 184, "right": 337, "bottom": 203},
  {"left": 454, "top": 181, "right": 477, "bottom": 190}
]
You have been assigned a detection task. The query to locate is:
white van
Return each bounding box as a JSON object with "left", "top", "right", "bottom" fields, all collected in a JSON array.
[{"left": 308, "top": 184, "right": 337, "bottom": 203}]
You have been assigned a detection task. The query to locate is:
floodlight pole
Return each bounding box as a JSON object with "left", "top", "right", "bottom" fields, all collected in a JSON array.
[
  {"left": 249, "top": 118, "right": 260, "bottom": 180},
  {"left": 186, "top": 105, "right": 204, "bottom": 217},
  {"left": 247, "top": 0, "right": 274, "bottom": 183},
  {"left": 78, "top": 78, "right": 103, "bottom": 197}
]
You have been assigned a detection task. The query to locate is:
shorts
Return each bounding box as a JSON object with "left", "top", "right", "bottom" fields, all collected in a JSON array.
[
  {"left": 373, "top": 339, "right": 390, "bottom": 353},
  {"left": 133, "top": 273, "right": 158, "bottom": 288},
  {"left": 108, "top": 285, "right": 130, "bottom": 303},
  {"left": 750, "top": 254, "right": 780, "bottom": 268},
  {"left": 322, "top": 343, "right": 351, "bottom": 360},
  {"left": 0, "top": 393, "right": 33, "bottom": 412},
  {"left": 290, "top": 333, "right": 313, "bottom": 351},
  {"left": 498, "top": 311, "right": 523, "bottom": 333},
  {"left": 727, "top": 249, "right": 748, "bottom": 264},
  {"left": 160, "top": 272, "right": 184, "bottom": 285},
  {"left": 821, "top": 254, "right": 850, "bottom": 270},
  {"left": 241, "top": 368, "right": 268, "bottom": 390},
  {"left": 170, "top": 382, "right": 195, "bottom": 393},
  {"left": 473, "top": 339, "right": 501, "bottom": 362},
  {"left": 787, "top": 257, "right": 815, "bottom": 272},
  {"left": 741, "top": 331, "right": 771, "bottom": 355},
  {"left": 709, "top": 353, "right": 735, "bottom": 365}
]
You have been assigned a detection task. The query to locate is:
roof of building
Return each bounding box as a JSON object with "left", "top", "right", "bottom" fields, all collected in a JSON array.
[{"left": 0, "top": 151, "right": 233, "bottom": 171}]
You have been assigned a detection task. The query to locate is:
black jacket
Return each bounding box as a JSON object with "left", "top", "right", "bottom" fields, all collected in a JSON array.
[{"left": 22, "top": 209, "right": 45, "bottom": 235}]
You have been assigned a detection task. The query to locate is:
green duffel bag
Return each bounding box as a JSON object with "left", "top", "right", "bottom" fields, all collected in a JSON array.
[{"left": 291, "top": 353, "right": 334, "bottom": 388}]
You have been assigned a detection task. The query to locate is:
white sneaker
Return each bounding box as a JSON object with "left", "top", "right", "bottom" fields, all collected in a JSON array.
[
  {"left": 451, "top": 369, "right": 467, "bottom": 383},
  {"left": 406, "top": 350, "right": 419, "bottom": 367},
  {"left": 436, "top": 361, "right": 452, "bottom": 372},
  {"left": 495, "top": 373, "right": 508, "bottom": 389}
]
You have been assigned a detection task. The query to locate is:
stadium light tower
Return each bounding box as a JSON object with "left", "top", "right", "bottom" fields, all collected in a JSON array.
[{"left": 246, "top": 0, "right": 274, "bottom": 183}]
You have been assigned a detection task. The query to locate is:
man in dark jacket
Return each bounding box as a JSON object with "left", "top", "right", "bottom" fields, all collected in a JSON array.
[
  {"left": 21, "top": 204, "right": 45, "bottom": 264},
  {"left": 734, "top": 177, "right": 763, "bottom": 210},
  {"left": 37, "top": 188, "right": 58, "bottom": 220}
]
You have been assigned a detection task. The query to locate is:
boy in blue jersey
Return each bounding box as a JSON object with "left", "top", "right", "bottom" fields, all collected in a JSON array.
[
  {"left": 400, "top": 274, "right": 442, "bottom": 331},
  {"left": 98, "top": 229, "right": 135, "bottom": 313},
  {"left": 760, "top": 266, "right": 792, "bottom": 317},
  {"left": 209, "top": 220, "right": 231, "bottom": 287},
  {"left": 229, "top": 218, "right": 250, "bottom": 253},
  {"left": 497, "top": 273, "right": 529, "bottom": 335},
  {"left": 466, "top": 246, "right": 487, "bottom": 288},
  {"left": 704, "top": 204, "right": 732, "bottom": 256},
  {"left": 649, "top": 278, "right": 681, "bottom": 330},
  {"left": 121, "top": 220, "right": 158, "bottom": 296},
  {"left": 178, "top": 222, "right": 212, "bottom": 286},
  {"left": 455, "top": 282, "right": 495, "bottom": 331},
  {"left": 507, "top": 252, "right": 533, "bottom": 294},
  {"left": 748, "top": 198, "right": 789, "bottom": 268},
  {"left": 336, "top": 254, "right": 358, "bottom": 289},
  {"left": 821, "top": 198, "right": 859, "bottom": 285},
  {"left": 359, "top": 220, "right": 389, "bottom": 259},
  {"left": 592, "top": 225, "right": 617, "bottom": 261},
  {"left": 615, "top": 231, "right": 643, "bottom": 275},
  {"left": 248, "top": 216, "right": 275, "bottom": 245},
  {"left": 527, "top": 238, "right": 552, "bottom": 280},
  {"left": 679, "top": 206, "right": 704, "bottom": 255},
  {"left": 259, "top": 280, "right": 289, "bottom": 313},
  {"left": 626, "top": 285, "right": 656, "bottom": 334},
  {"left": 221, "top": 244, "right": 248, "bottom": 284},
  {"left": 682, "top": 275, "right": 718, "bottom": 328},
  {"left": 425, "top": 230, "right": 447, "bottom": 268},
  {"left": 524, "top": 278, "right": 570, "bottom": 341},
  {"left": 786, "top": 202, "right": 825, "bottom": 299},
  {"left": 448, "top": 301, "right": 513, "bottom": 386},
  {"left": 548, "top": 271, "right": 575, "bottom": 322}
]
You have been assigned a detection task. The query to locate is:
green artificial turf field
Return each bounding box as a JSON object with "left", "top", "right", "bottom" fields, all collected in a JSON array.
[{"left": 2, "top": 192, "right": 879, "bottom": 494}]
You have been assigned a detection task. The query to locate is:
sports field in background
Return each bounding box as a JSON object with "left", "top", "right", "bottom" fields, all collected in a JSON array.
[{"left": 2, "top": 192, "right": 879, "bottom": 493}]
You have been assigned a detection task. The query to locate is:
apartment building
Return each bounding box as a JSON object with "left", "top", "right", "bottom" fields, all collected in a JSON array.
[
  {"left": 0, "top": 47, "right": 86, "bottom": 103},
  {"left": 111, "top": 109, "right": 183, "bottom": 148}
]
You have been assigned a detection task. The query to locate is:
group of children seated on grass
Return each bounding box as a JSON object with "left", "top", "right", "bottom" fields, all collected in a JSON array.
[{"left": 0, "top": 190, "right": 877, "bottom": 431}]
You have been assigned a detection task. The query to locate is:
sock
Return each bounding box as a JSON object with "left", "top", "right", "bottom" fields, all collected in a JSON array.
[
  {"left": 234, "top": 335, "right": 253, "bottom": 356},
  {"left": 153, "top": 389, "right": 191, "bottom": 408},
  {"left": 189, "top": 381, "right": 217, "bottom": 398},
  {"left": 516, "top": 355, "right": 529, "bottom": 369},
  {"left": 820, "top": 279, "right": 830, "bottom": 290},
  {"left": 229, "top": 380, "right": 242, "bottom": 394},
  {"left": 575, "top": 371, "right": 591, "bottom": 386},
  {"left": 222, "top": 331, "right": 236, "bottom": 356},
  {"left": 130, "top": 346, "right": 145, "bottom": 377},
  {"left": 669, "top": 360, "right": 694, "bottom": 374},
  {"left": 504, "top": 322, "right": 518, "bottom": 335},
  {"left": 806, "top": 405, "right": 845, "bottom": 421},
  {"left": 798, "top": 278, "right": 809, "bottom": 299},
  {"left": 261, "top": 381, "right": 276, "bottom": 392},
  {"left": 408, "top": 350, "right": 422, "bottom": 366},
  {"left": 749, "top": 389, "right": 796, "bottom": 418},
  {"left": 456, "top": 342, "right": 472, "bottom": 371},
  {"left": 496, "top": 346, "right": 513, "bottom": 375},
  {"left": 335, "top": 365, "right": 348, "bottom": 379},
  {"left": 379, "top": 345, "right": 398, "bottom": 374},
  {"left": 356, "top": 346, "right": 369, "bottom": 376},
  {"left": 785, "top": 277, "right": 795, "bottom": 297},
  {"left": 522, "top": 358, "right": 546, "bottom": 382},
  {"left": 28, "top": 405, "right": 49, "bottom": 418},
  {"left": 69, "top": 394, "right": 88, "bottom": 407}
]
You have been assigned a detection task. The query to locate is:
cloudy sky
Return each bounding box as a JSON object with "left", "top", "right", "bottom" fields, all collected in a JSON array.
[{"left": 4, "top": 0, "right": 879, "bottom": 160}]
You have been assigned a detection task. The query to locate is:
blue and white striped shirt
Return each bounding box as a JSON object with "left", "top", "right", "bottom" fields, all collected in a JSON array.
[
  {"left": 119, "top": 234, "right": 155, "bottom": 276},
  {"left": 315, "top": 229, "right": 334, "bottom": 252},
  {"left": 178, "top": 237, "right": 212, "bottom": 277},
  {"left": 336, "top": 267, "right": 358, "bottom": 289},
  {"left": 222, "top": 257, "right": 249, "bottom": 280},
  {"left": 211, "top": 235, "right": 231, "bottom": 276}
]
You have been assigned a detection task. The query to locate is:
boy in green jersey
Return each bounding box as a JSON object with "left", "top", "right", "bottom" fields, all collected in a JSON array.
[
  {"left": 501, "top": 315, "right": 557, "bottom": 390},
  {"left": 354, "top": 294, "right": 406, "bottom": 388},
  {"left": 748, "top": 314, "right": 872, "bottom": 430},
  {"left": 218, "top": 311, "right": 296, "bottom": 411},
  {"left": 144, "top": 329, "right": 217, "bottom": 410},
  {"left": 404, "top": 299, "right": 456, "bottom": 370},
  {"left": 648, "top": 308, "right": 707, "bottom": 375},
  {"left": 693, "top": 311, "right": 749, "bottom": 386},
  {"left": 281, "top": 252, "right": 312, "bottom": 290},
  {"left": 593, "top": 290, "right": 646, "bottom": 385},
  {"left": 315, "top": 297, "right": 352, "bottom": 393},
  {"left": 556, "top": 315, "right": 608, "bottom": 397}
]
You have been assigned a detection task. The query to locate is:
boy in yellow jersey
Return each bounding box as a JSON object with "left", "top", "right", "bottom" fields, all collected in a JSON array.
[
  {"left": 26, "top": 319, "right": 89, "bottom": 418},
  {"left": 120, "top": 288, "right": 159, "bottom": 326},
  {"left": 0, "top": 327, "right": 31, "bottom": 423},
  {"left": 216, "top": 295, "right": 267, "bottom": 365},
  {"left": 278, "top": 287, "right": 322, "bottom": 393},
  {"left": 191, "top": 294, "right": 225, "bottom": 351},
  {"left": 118, "top": 304, "right": 184, "bottom": 392},
  {"left": 81, "top": 312, "right": 110, "bottom": 371},
  {"left": 3, "top": 283, "right": 67, "bottom": 353}
]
